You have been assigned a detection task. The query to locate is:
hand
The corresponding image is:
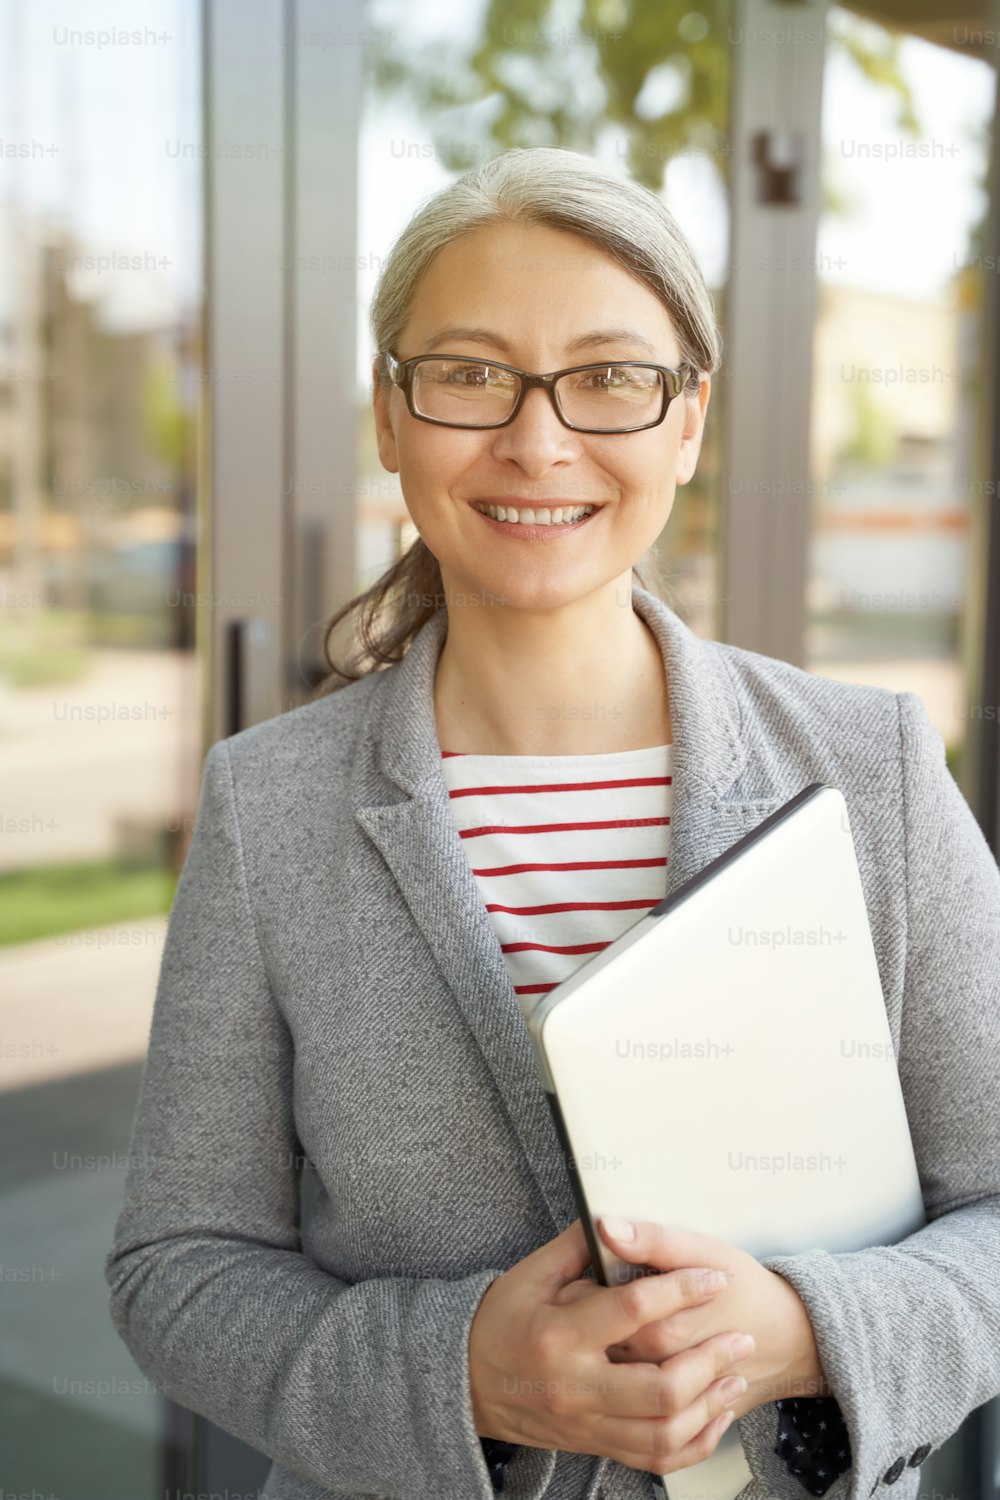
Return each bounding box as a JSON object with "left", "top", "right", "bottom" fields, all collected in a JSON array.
[
  {"left": 554, "top": 1217, "right": 831, "bottom": 1421},
  {"left": 468, "top": 1217, "right": 758, "bottom": 1477}
]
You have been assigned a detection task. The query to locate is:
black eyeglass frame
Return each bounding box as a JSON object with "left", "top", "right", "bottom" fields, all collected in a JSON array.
[{"left": 382, "top": 349, "right": 695, "bottom": 433}]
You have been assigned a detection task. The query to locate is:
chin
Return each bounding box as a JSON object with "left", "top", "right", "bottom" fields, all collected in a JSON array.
[{"left": 480, "top": 576, "right": 600, "bottom": 615}]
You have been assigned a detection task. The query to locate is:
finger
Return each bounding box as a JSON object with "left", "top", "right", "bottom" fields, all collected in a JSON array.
[
  {"left": 606, "top": 1298, "right": 723, "bottom": 1365},
  {"left": 553, "top": 1276, "right": 604, "bottom": 1308},
  {"left": 584, "top": 1330, "right": 754, "bottom": 1421},
  {"left": 652, "top": 1332, "right": 754, "bottom": 1419},
  {"left": 606, "top": 1324, "right": 672, "bottom": 1365},
  {"left": 593, "top": 1348, "right": 748, "bottom": 1469},
  {"left": 527, "top": 1219, "right": 597, "bottom": 1300},
  {"left": 598, "top": 1217, "right": 734, "bottom": 1277},
  {"left": 564, "top": 1262, "right": 731, "bottom": 1351},
  {"left": 604, "top": 1403, "right": 738, "bottom": 1478},
  {"left": 605, "top": 1314, "right": 698, "bottom": 1366}
]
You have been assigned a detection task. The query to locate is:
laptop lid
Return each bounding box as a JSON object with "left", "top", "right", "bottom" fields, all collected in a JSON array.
[{"left": 519, "top": 784, "right": 925, "bottom": 1500}]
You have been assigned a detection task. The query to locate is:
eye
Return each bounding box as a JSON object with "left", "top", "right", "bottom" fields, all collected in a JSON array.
[
  {"left": 580, "top": 365, "right": 642, "bottom": 390},
  {"left": 449, "top": 362, "right": 489, "bottom": 386}
]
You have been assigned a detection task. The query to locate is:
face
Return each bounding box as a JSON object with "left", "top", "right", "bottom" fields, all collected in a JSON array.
[{"left": 372, "top": 220, "right": 711, "bottom": 612}]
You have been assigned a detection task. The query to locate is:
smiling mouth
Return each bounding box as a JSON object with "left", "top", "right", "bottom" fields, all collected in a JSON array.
[{"left": 472, "top": 501, "right": 603, "bottom": 526}]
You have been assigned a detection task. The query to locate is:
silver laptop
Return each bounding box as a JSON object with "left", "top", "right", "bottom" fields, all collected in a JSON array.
[{"left": 518, "top": 783, "right": 925, "bottom": 1500}]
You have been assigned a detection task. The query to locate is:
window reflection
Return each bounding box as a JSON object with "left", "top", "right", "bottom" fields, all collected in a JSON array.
[
  {"left": 806, "top": 8, "right": 996, "bottom": 785},
  {"left": 0, "top": 2, "right": 201, "bottom": 1495}
]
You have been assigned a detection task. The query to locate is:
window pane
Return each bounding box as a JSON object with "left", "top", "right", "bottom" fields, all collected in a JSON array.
[
  {"left": 0, "top": 2, "right": 202, "bottom": 1494},
  {"left": 805, "top": 8, "right": 996, "bottom": 786}
]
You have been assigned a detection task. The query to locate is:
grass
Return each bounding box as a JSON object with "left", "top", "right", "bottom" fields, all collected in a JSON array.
[
  {"left": 0, "top": 859, "right": 177, "bottom": 948},
  {"left": 0, "top": 607, "right": 175, "bottom": 691},
  {"left": 0, "top": 610, "right": 92, "bottom": 689}
]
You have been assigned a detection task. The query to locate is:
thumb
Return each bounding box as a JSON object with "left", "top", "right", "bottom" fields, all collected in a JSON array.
[
  {"left": 526, "top": 1217, "right": 595, "bottom": 1298},
  {"left": 553, "top": 1277, "right": 602, "bottom": 1308}
]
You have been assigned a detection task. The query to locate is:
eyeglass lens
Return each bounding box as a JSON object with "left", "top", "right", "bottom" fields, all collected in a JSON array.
[{"left": 410, "top": 358, "right": 664, "bottom": 429}]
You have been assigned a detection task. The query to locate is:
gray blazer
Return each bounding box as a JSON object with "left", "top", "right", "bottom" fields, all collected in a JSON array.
[{"left": 105, "top": 582, "right": 1000, "bottom": 1500}]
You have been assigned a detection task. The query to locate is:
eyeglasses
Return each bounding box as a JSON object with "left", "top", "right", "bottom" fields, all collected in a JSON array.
[{"left": 382, "top": 350, "right": 694, "bottom": 433}]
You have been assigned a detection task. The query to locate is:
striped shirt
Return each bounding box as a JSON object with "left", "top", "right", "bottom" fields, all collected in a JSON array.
[{"left": 439, "top": 743, "right": 673, "bottom": 999}]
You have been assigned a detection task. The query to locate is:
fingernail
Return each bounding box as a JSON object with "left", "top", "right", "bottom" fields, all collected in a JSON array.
[
  {"left": 694, "top": 1268, "right": 730, "bottom": 1287},
  {"left": 729, "top": 1333, "right": 755, "bottom": 1359},
  {"left": 601, "top": 1216, "right": 636, "bottom": 1242}
]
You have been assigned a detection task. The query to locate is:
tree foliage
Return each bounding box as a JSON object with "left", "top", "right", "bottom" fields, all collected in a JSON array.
[{"left": 366, "top": 0, "right": 919, "bottom": 194}]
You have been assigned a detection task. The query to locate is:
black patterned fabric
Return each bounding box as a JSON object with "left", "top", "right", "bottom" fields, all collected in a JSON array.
[
  {"left": 775, "top": 1396, "right": 853, "bottom": 1495},
  {"left": 481, "top": 1436, "right": 519, "bottom": 1492}
]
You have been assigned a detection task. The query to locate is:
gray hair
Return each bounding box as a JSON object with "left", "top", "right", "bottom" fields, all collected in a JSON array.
[{"left": 370, "top": 145, "right": 723, "bottom": 393}]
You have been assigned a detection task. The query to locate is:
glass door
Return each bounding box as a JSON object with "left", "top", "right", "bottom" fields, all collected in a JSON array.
[
  {"left": 0, "top": 1, "right": 203, "bottom": 1496},
  {"left": 804, "top": 7, "right": 997, "bottom": 799}
]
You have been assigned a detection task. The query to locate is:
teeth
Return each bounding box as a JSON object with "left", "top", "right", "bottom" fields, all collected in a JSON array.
[{"left": 475, "top": 502, "right": 596, "bottom": 525}]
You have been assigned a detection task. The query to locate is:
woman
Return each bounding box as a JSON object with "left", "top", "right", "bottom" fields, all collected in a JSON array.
[{"left": 105, "top": 148, "right": 1000, "bottom": 1500}]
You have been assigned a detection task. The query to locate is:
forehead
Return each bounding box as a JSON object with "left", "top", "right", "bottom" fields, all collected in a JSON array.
[{"left": 402, "top": 220, "right": 680, "bottom": 354}]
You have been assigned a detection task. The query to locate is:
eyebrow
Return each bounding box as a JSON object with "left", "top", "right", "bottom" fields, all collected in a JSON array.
[{"left": 419, "top": 326, "right": 660, "bottom": 359}]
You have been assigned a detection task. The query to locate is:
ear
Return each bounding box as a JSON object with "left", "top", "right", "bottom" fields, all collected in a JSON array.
[
  {"left": 372, "top": 356, "right": 400, "bottom": 474},
  {"left": 674, "top": 375, "right": 711, "bottom": 486}
]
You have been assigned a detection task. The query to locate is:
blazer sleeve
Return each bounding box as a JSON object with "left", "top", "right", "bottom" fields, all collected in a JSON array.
[
  {"left": 737, "top": 691, "right": 1000, "bottom": 1500},
  {"left": 103, "top": 740, "right": 555, "bottom": 1500}
]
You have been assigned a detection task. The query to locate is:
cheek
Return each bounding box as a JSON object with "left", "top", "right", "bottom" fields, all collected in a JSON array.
[
  {"left": 592, "top": 429, "right": 680, "bottom": 495},
  {"left": 397, "top": 426, "right": 486, "bottom": 487},
  {"left": 398, "top": 448, "right": 489, "bottom": 529}
]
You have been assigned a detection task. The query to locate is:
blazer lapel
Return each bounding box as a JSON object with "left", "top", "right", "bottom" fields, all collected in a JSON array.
[{"left": 353, "top": 583, "right": 784, "bottom": 1234}]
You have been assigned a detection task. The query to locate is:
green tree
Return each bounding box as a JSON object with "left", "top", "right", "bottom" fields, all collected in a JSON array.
[
  {"left": 839, "top": 377, "right": 898, "bottom": 470},
  {"left": 367, "top": 0, "right": 919, "bottom": 194}
]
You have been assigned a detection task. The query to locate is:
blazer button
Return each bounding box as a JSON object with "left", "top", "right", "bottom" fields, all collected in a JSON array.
[
  {"left": 883, "top": 1457, "right": 906, "bottom": 1485},
  {"left": 908, "top": 1444, "right": 931, "bottom": 1467}
]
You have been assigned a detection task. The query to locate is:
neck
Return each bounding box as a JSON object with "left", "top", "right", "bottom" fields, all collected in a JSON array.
[{"left": 432, "top": 572, "right": 671, "bottom": 756}]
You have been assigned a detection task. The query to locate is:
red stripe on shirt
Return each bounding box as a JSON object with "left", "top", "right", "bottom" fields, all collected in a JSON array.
[
  {"left": 441, "top": 743, "right": 672, "bottom": 999},
  {"left": 471, "top": 856, "right": 667, "bottom": 877},
  {"left": 484, "top": 898, "right": 662, "bottom": 914},
  {"left": 460, "top": 816, "right": 669, "bottom": 838},
  {"left": 449, "top": 776, "right": 671, "bottom": 797},
  {"left": 501, "top": 940, "right": 610, "bottom": 955}
]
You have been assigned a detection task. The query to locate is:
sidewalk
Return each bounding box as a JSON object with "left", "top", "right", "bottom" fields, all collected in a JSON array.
[
  {"left": 0, "top": 647, "right": 200, "bottom": 871},
  {"left": 0, "top": 915, "right": 165, "bottom": 1094}
]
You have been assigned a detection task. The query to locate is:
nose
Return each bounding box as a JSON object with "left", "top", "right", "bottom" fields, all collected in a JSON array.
[{"left": 487, "top": 384, "right": 582, "bottom": 477}]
